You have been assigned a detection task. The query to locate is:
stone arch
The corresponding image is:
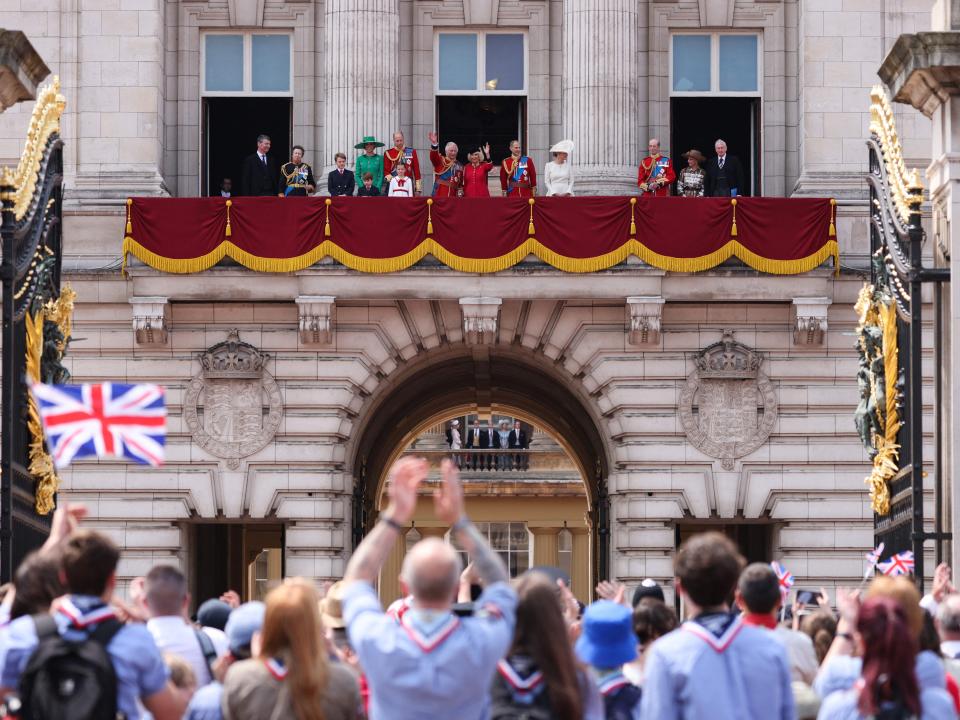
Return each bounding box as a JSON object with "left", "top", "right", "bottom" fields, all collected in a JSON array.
[{"left": 345, "top": 344, "right": 614, "bottom": 579}]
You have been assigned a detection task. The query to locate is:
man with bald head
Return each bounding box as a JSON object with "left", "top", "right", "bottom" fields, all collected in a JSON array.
[
  {"left": 427, "top": 130, "right": 464, "bottom": 197},
  {"left": 342, "top": 457, "right": 516, "bottom": 719}
]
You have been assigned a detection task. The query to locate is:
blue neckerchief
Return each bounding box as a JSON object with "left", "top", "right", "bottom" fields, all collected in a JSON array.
[{"left": 691, "top": 611, "right": 739, "bottom": 638}]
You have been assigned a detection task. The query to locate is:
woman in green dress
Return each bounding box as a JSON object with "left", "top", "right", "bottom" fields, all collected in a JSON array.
[{"left": 354, "top": 136, "right": 384, "bottom": 195}]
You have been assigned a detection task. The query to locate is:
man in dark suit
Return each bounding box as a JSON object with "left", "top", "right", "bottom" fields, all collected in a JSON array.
[
  {"left": 241, "top": 134, "right": 281, "bottom": 196},
  {"left": 508, "top": 420, "right": 529, "bottom": 470},
  {"left": 327, "top": 152, "right": 355, "bottom": 196},
  {"left": 705, "top": 139, "right": 746, "bottom": 197},
  {"left": 466, "top": 418, "right": 492, "bottom": 470}
]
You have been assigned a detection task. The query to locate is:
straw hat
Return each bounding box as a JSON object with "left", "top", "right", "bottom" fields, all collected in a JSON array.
[
  {"left": 320, "top": 581, "right": 346, "bottom": 629},
  {"left": 681, "top": 149, "right": 706, "bottom": 163},
  {"left": 354, "top": 135, "right": 385, "bottom": 149},
  {"left": 550, "top": 139, "right": 575, "bottom": 155}
]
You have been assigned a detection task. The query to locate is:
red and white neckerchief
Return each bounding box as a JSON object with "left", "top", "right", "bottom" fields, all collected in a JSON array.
[
  {"left": 681, "top": 614, "right": 744, "bottom": 653},
  {"left": 58, "top": 597, "right": 117, "bottom": 629},
  {"left": 386, "top": 595, "right": 412, "bottom": 624},
  {"left": 598, "top": 671, "right": 631, "bottom": 697},
  {"left": 264, "top": 657, "right": 288, "bottom": 681},
  {"left": 400, "top": 610, "right": 460, "bottom": 653},
  {"left": 497, "top": 660, "right": 544, "bottom": 700}
]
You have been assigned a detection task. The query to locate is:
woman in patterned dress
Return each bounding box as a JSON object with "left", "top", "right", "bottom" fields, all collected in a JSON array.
[{"left": 677, "top": 149, "right": 707, "bottom": 198}]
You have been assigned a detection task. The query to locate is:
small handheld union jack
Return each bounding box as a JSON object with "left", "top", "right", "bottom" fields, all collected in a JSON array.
[
  {"left": 770, "top": 561, "right": 795, "bottom": 596},
  {"left": 863, "top": 542, "right": 885, "bottom": 582},
  {"left": 31, "top": 382, "right": 166, "bottom": 469},
  {"left": 878, "top": 550, "right": 915, "bottom": 577}
]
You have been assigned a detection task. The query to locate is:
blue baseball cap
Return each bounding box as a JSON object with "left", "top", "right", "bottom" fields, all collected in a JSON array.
[
  {"left": 197, "top": 599, "right": 232, "bottom": 631},
  {"left": 224, "top": 601, "right": 265, "bottom": 656},
  {"left": 575, "top": 600, "right": 638, "bottom": 668}
]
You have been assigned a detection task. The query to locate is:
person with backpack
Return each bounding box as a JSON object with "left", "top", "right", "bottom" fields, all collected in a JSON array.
[
  {"left": 576, "top": 600, "right": 643, "bottom": 720},
  {"left": 490, "top": 572, "right": 602, "bottom": 720},
  {"left": 143, "top": 565, "right": 223, "bottom": 687},
  {"left": 0, "top": 529, "right": 186, "bottom": 720}
]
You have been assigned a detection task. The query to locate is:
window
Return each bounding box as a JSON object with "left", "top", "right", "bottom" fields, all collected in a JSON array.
[
  {"left": 436, "top": 31, "right": 526, "bottom": 94},
  {"left": 451, "top": 522, "right": 531, "bottom": 577},
  {"left": 202, "top": 32, "right": 293, "bottom": 95},
  {"left": 405, "top": 526, "right": 422, "bottom": 551},
  {"left": 557, "top": 528, "right": 573, "bottom": 579},
  {"left": 670, "top": 33, "right": 760, "bottom": 95}
]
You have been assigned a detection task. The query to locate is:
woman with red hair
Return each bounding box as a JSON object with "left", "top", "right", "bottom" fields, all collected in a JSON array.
[{"left": 818, "top": 596, "right": 954, "bottom": 719}]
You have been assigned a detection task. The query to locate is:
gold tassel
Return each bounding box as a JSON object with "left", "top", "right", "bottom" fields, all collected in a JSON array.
[
  {"left": 427, "top": 198, "right": 434, "bottom": 236},
  {"left": 125, "top": 198, "right": 133, "bottom": 235},
  {"left": 225, "top": 199, "right": 232, "bottom": 237},
  {"left": 730, "top": 198, "right": 738, "bottom": 237},
  {"left": 629, "top": 197, "right": 637, "bottom": 236},
  {"left": 528, "top": 198, "right": 536, "bottom": 236},
  {"left": 829, "top": 198, "right": 837, "bottom": 237},
  {"left": 324, "top": 198, "right": 331, "bottom": 237}
]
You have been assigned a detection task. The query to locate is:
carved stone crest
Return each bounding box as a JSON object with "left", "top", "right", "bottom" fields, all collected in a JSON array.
[
  {"left": 678, "top": 331, "right": 777, "bottom": 470},
  {"left": 184, "top": 330, "right": 283, "bottom": 469}
]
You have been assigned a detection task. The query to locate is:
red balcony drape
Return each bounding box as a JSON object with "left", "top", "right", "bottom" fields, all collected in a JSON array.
[{"left": 121, "top": 196, "right": 838, "bottom": 275}]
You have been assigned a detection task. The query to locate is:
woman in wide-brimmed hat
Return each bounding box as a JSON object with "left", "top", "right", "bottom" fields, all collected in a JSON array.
[
  {"left": 678, "top": 149, "right": 706, "bottom": 198},
  {"left": 354, "top": 136, "right": 385, "bottom": 194},
  {"left": 544, "top": 139, "right": 575, "bottom": 196}
]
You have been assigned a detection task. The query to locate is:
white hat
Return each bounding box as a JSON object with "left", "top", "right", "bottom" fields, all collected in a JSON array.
[
  {"left": 451, "top": 419, "right": 460, "bottom": 426},
  {"left": 550, "top": 139, "right": 575, "bottom": 155}
]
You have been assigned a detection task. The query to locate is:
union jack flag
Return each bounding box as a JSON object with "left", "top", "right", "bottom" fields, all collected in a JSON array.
[
  {"left": 878, "top": 550, "right": 915, "bottom": 577},
  {"left": 770, "top": 561, "right": 795, "bottom": 595},
  {"left": 32, "top": 382, "right": 166, "bottom": 469},
  {"left": 863, "top": 542, "right": 885, "bottom": 581}
]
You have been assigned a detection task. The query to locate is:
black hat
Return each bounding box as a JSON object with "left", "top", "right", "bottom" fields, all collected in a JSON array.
[{"left": 632, "top": 579, "right": 665, "bottom": 607}]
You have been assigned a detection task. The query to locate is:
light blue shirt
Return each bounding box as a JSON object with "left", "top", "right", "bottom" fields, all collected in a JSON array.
[
  {"left": 639, "top": 615, "right": 794, "bottom": 720},
  {"left": 344, "top": 580, "right": 517, "bottom": 720},
  {"left": 815, "top": 650, "right": 955, "bottom": 720},
  {"left": 184, "top": 680, "right": 223, "bottom": 720},
  {"left": 0, "top": 594, "right": 169, "bottom": 720}
]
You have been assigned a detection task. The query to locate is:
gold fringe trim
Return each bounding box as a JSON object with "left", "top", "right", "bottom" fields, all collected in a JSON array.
[
  {"left": 123, "top": 236, "right": 840, "bottom": 276},
  {"left": 324, "top": 198, "right": 331, "bottom": 237},
  {"left": 629, "top": 197, "right": 637, "bottom": 236},
  {"left": 125, "top": 197, "right": 133, "bottom": 235},
  {"left": 829, "top": 198, "right": 837, "bottom": 237},
  {"left": 528, "top": 198, "right": 536, "bottom": 236},
  {"left": 427, "top": 198, "right": 434, "bottom": 235},
  {"left": 225, "top": 199, "right": 232, "bottom": 237},
  {"left": 730, "top": 198, "right": 738, "bottom": 237}
]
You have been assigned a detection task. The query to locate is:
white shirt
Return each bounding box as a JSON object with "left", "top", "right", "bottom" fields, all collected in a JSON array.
[
  {"left": 146, "top": 615, "right": 216, "bottom": 686},
  {"left": 544, "top": 160, "right": 574, "bottom": 196},
  {"left": 450, "top": 428, "right": 461, "bottom": 450},
  {"left": 771, "top": 625, "right": 819, "bottom": 685},
  {"left": 388, "top": 176, "right": 412, "bottom": 197},
  {"left": 942, "top": 640, "right": 960, "bottom": 659}
]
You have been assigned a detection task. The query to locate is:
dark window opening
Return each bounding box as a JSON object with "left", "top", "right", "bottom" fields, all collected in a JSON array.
[{"left": 436, "top": 96, "right": 526, "bottom": 165}]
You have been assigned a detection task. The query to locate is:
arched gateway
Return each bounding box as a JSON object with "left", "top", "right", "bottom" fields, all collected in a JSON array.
[{"left": 345, "top": 345, "right": 613, "bottom": 600}]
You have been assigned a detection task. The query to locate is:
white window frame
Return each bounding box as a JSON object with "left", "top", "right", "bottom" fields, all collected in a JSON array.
[
  {"left": 447, "top": 522, "right": 533, "bottom": 578},
  {"left": 434, "top": 30, "right": 528, "bottom": 96},
  {"left": 201, "top": 30, "right": 294, "bottom": 97},
  {"left": 669, "top": 31, "right": 762, "bottom": 97}
]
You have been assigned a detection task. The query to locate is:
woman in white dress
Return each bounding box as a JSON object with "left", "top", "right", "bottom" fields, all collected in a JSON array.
[{"left": 544, "top": 139, "right": 575, "bottom": 196}]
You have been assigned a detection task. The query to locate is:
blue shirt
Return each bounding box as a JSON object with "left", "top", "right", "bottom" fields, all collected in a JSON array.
[
  {"left": 639, "top": 613, "right": 794, "bottom": 720},
  {"left": 344, "top": 580, "right": 517, "bottom": 720},
  {"left": 184, "top": 680, "right": 223, "bottom": 720},
  {"left": 0, "top": 594, "right": 169, "bottom": 720}
]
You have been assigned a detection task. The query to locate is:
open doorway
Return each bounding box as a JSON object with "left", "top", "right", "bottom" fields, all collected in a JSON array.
[
  {"left": 670, "top": 97, "right": 761, "bottom": 196},
  {"left": 436, "top": 96, "right": 526, "bottom": 165},
  {"left": 192, "top": 523, "right": 285, "bottom": 603},
  {"left": 676, "top": 521, "right": 772, "bottom": 565},
  {"left": 202, "top": 97, "right": 292, "bottom": 197}
]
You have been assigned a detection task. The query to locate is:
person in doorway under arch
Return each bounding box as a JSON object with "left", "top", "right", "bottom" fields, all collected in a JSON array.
[
  {"left": 705, "top": 138, "right": 746, "bottom": 197},
  {"left": 383, "top": 131, "right": 422, "bottom": 195},
  {"left": 427, "top": 131, "right": 464, "bottom": 197},
  {"left": 637, "top": 138, "right": 675, "bottom": 197},
  {"left": 500, "top": 140, "right": 537, "bottom": 197}
]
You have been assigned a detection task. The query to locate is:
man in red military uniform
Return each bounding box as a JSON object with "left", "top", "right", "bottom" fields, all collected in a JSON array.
[
  {"left": 384, "top": 131, "right": 422, "bottom": 195},
  {"left": 500, "top": 140, "right": 536, "bottom": 197},
  {"left": 427, "top": 130, "right": 463, "bottom": 197},
  {"left": 637, "top": 138, "right": 676, "bottom": 197}
]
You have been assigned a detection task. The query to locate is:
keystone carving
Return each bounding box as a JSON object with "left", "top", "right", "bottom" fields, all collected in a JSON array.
[
  {"left": 296, "top": 295, "right": 335, "bottom": 345},
  {"left": 129, "top": 296, "right": 169, "bottom": 346},
  {"left": 793, "top": 297, "right": 830, "bottom": 346},
  {"left": 459, "top": 297, "right": 502, "bottom": 345},
  {"left": 627, "top": 296, "right": 665, "bottom": 346}
]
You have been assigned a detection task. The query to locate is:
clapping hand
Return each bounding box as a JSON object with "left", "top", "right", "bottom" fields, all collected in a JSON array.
[
  {"left": 933, "top": 563, "right": 955, "bottom": 602},
  {"left": 386, "top": 456, "right": 428, "bottom": 524},
  {"left": 434, "top": 458, "right": 465, "bottom": 525},
  {"left": 596, "top": 580, "right": 628, "bottom": 607}
]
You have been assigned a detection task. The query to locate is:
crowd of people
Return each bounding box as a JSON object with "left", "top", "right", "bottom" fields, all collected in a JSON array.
[
  {"left": 225, "top": 131, "right": 744, "bottom": 200},
  {"left": 445, "top": 418, "right": 530, "bottom": 471},
  {"left": 0, "top": 456, "right": 954, "bottom": 719}
]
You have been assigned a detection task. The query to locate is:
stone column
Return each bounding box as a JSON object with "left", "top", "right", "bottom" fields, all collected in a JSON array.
[
  {"left": 569, "top": 526, "right": 591, "bottom": 602},
  {"left": 562, "top": 0, "right": 639, "bottom": 195},
  {"left": 322, "top": 0, "right": 400, "bottom": 176},
  {"left": 530, "top": 526, "right": 560, "bottom": 568},
  {"left": 379, "top": 526, "right": 409, "bottom": 603}
]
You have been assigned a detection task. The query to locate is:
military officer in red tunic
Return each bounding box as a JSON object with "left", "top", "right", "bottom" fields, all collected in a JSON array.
[
  {"left": 500, "top": 140, "right": 536, "bottom": 197},
  {"left": 427, "top": 131, "right": 463, "bottom": 197},
  {"left": 637, "top": 138, "right": 676, "bottom": 197},
  {"left": 384, "top": 131, "right": 422, "bottom": 195}
]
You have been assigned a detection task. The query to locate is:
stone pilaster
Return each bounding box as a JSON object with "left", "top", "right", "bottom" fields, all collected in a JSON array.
[
  {"left": 322, "top": 0, "right": 400, "bottom": 176},
  {"left": 562, "top": 0, "right": 639, "bottom": 195}
]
